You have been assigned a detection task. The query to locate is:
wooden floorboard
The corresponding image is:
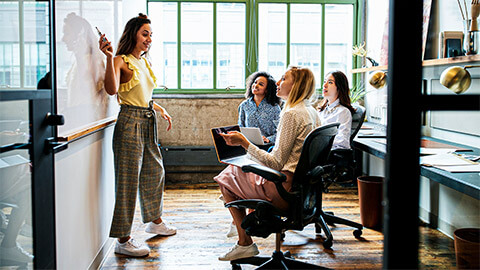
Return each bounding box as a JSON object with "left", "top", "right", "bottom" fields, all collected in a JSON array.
[{"left": 100, "top": 183, "right": 456, "bottom": 270}]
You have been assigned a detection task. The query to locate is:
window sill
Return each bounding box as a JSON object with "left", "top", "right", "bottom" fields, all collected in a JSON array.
[{"left": 153, "top": 93, "right": 244, "bottom": 99}]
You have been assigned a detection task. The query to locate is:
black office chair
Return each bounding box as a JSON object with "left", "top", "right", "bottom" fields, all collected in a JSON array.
[
  {"left": 225, "top": 123, "right": 359, "bottom": 269},
  {"left": 315, "top": 104, "right": 366, "bottom": 249},
  {"left": 324, "top": 104, "right": 366, "bottom": 185}
]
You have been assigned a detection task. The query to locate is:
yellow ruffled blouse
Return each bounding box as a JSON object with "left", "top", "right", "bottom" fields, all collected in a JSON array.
[{"left": 117, "top": 54, "right": 157, "bottom": 108}]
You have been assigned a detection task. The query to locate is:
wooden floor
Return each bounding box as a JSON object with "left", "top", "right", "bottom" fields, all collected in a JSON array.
[{"left": 100, "top": 183, "right": 457, "bottom": 270}]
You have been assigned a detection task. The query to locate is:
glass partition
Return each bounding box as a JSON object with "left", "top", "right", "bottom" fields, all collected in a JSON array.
[{"left": 0, "top": 100, "right": 33, "bottom": 268}]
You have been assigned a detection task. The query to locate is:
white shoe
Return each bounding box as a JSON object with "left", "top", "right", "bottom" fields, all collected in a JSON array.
[
  {"left": 218, "top": 243, "right": 259, "bottom": 261},
  {"left": 226, "top": 222, "right": 238, "bottom": 238},
  {"left": 114, "top": 238, "right": 149, "bottom": 257},
  {"left": 0, "top": 243, "right": 34, "bottom": 263},
  {"left": 145, "top": 221, "right": 177, "bottom": 236}
]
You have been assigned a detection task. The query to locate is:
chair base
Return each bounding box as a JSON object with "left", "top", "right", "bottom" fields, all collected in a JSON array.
[
  {"left": 315, "top": 211, "right": 363, "bottom": 249},
  {"left": 231, "top": 251, "right": 330, "bottom": 270}
]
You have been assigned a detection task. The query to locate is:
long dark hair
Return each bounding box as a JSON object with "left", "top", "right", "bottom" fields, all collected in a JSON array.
[
  {"left": 319, "top": 70, "right": 355, "bottom": 114},
  {"left": 245, "top": 71, "right": 281, "bottom": 106},
  {"left": 116, "top": 13, "right": 151, "bottom": 57}
]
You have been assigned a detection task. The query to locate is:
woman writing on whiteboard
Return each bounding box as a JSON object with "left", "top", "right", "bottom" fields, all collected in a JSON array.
[{"left": 98, "top": 13, "right": 176, "bottom": 257}]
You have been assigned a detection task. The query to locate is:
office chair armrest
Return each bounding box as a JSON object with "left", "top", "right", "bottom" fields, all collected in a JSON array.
[
  {"left": 225, "top": 199, "right": 288, "bottom": 216},
  {"left": 330, "top": 148, "right": 353, "bottom": 158},
  {"left": 242, "top": 164, "right": 287, "bottom": 184},
  {"left": 242, "top": 164, "right": 297, "bottom": 204}
]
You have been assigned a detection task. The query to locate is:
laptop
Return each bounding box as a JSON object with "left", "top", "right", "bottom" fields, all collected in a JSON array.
[{"left": 211, "top": 125, "right": 259, "bottom": 167}]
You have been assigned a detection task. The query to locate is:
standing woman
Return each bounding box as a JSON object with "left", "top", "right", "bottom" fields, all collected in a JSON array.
[
  {"left": 238, "top": 71, "right": 282, "bottom": 145},
  {"left": 318, "top": 70, "right": 355, "bottom": 150},
  {"left": 99, "top": 13, "right": 176, "bottom": 257}
]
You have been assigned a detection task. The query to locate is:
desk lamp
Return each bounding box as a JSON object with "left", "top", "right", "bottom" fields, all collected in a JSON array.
[
  {"left": 369, "top": 71, "right": 387, "bottom": 89},
  {"left": 440, "top": 65, "right": 480, "bottom": 94}
]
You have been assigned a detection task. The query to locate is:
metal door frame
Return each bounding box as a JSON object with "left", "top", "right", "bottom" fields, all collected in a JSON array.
[{"left": 0, "top": 0, "right": 57, "bottom": 267}]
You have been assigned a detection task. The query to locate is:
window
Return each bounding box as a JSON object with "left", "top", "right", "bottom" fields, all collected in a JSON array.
[
  {"left": 0, "top": 2, "right": 50, "bottom": 89},
  {"left": 148, "top": 1, "right": 246, "bottom": 93},
  {"left": 147, "top": 0, "right": 357, "bottom": 93}
]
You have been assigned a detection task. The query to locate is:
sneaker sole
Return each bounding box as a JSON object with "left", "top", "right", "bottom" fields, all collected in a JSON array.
[
  {"left": 145, "top": 228, "right": 177, "bottom": 236},
  {"left": 114, "top": 249, "right": 149, "bottom": 257},
  {"left": 218, "top": 250, "right": 260, "bottom": 261}
]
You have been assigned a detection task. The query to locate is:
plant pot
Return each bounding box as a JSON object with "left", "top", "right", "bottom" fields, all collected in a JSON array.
[
  {"left": 357, "top": 176, "right": 384, "bottom": 229},
  {"left": 454, "top": 228, "right": 480, "bottom": 269}
]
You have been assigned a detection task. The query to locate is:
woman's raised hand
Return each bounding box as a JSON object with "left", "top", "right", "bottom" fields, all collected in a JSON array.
[{"left": 98, "top": 35, "right": 113, "bottom": 58}]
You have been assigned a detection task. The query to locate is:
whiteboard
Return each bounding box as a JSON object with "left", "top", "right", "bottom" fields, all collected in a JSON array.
[{"left": 55, "top": 1, "right": 121, "bottom": 136}]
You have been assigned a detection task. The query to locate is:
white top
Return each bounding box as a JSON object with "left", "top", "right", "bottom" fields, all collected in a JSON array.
[
  {"left": 247, "top": 100, "right": 322, "bottom": 173},
  {"left": 318, "top": 99, "right": 352, "bottom": 150}
]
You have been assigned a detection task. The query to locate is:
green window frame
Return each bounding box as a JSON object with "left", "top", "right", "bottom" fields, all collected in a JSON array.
[{"left": 147, "top": 0, "right": 361, "bottom": 94}]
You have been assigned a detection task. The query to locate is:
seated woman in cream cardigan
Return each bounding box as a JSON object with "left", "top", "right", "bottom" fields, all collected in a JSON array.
[{"left": 214, "top": 66, "right": 321, "bottom": 261}]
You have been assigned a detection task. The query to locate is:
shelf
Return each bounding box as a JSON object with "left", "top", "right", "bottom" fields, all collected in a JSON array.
[{"left": 351, "top": 55, "right": 480, "bottom": 73}]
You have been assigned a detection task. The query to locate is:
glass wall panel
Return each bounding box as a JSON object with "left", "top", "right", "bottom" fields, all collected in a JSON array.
[
  {"left": 290, "top": 4, "right": 322, "bottom": 88},
  {"left": 149, "top": 2, "right": 178, "bottom": 89},
  {"left": 216, "top": 3, "right": 245, "bottom": 89},
  {"left": 181, "top": 3, "right": 213, "bottom": 89},
  {"left": 0, "top": 1, "right": 49, "bottom": 90},
  {"left": 0, "top": 2, "right": 20, "bottom": 89},
  {"left": 23, "top": 2, "right": 49, "bottom": 88},
  {"left": 0, "top": 100, "right": 33, "bottom": 268},
  {"left": 258, "top": 4, "right": 286, "bottom": 81}
]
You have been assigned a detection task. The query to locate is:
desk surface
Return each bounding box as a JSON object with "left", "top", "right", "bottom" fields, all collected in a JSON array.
[{"left": 353, "top": 122, "right": 480, "bottom": 200}]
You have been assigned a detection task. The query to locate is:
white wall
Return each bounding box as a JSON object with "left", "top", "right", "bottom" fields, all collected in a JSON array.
[{"left": 55, "top": 128, "right": 115, "bottom": 269}]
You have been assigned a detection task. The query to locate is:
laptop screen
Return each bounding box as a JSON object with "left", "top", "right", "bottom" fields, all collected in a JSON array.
[{"left": 211, "top": 125, "right": 246, "bottom": 160}]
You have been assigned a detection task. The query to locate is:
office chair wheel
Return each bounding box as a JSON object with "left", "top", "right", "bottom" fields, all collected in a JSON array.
[
  {"left": 353, "top": 229, "right": 363, "bottom": 238},
  {"left": 322, "top": 239, "right": 333, "bottom": 249}
]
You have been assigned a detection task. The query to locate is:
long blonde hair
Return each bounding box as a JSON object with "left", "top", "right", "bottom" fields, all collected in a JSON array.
[{"left": 284, "top": 66, "right": 317, "bottom": 109}]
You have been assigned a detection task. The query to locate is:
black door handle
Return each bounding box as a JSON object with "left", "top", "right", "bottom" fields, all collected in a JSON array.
[{"left": 45, "top": 113, "right": 65, "bottom": 126}]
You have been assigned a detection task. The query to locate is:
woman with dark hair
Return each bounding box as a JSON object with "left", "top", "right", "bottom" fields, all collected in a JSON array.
[
  {"left": 99, "top": 13, "right": 176, "bottom": 257},
  {"left": 238, "top": 71, "right": 282, "bottom": 145},
  {"left": 318, "top": 70, "right": 355, "bottom": 150}
]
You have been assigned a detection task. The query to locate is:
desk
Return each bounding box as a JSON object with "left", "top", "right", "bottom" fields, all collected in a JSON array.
[{"left": 352, "top": 122, "right": 480, "bottom": 200}]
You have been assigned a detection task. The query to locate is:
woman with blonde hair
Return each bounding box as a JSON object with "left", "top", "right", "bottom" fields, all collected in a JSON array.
[{"left": 214, "top": 66, "right": 321, "bottom": 261}]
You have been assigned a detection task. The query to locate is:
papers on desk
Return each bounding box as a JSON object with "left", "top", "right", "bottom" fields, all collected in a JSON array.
[
  {"left": 420, "top": 148, "right": 456, "bottom": 155},
  {"left": 420, "top": 153, "right": 480, "bottom": 173}
]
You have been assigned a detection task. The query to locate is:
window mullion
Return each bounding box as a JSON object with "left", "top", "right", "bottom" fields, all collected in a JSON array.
[
  {"left": 320, "top": 3, "right": 325, "bottom": 84},
  {"left": 177, "top": 2, "right": 182, "bottom": 90},
  {"left": 19, "top": 0, "right": 25, "bottom": 88},
  {"left": 286, "top": 3, "right": 290, "bottom": 68},
  {"left": 213, "top": 2, "right": 217, "bottom": 90}
]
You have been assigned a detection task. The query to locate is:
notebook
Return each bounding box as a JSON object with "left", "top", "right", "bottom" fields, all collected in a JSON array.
[{"left": 211, "top": 125, "right": 259, "bottom": 167}]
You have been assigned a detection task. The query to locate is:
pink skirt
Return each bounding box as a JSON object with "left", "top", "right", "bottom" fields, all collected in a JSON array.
[{"left": 214, "top": 165, "right": 292, "bottom": 210}]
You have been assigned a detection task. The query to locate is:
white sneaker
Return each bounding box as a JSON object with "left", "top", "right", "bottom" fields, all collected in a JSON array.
[
  {"left": 0, "top": 243, "right": 34, "bottom": 263},
  {"left": 218, "top": 243, "right": 259, "bottom": 261},
  {"left": 145, "top": 221, "right": 177, "bottom": 236},
  {"left": 114, "top": 238, "right": 150, "bottom": 257},
  {"left": 226, "top": 222, "right": 238, "bottom": 238}
]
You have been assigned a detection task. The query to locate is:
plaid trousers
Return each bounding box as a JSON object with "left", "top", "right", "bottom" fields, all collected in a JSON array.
[{"left": 110, "top": 101, "right": 165, "bottom": 238}]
